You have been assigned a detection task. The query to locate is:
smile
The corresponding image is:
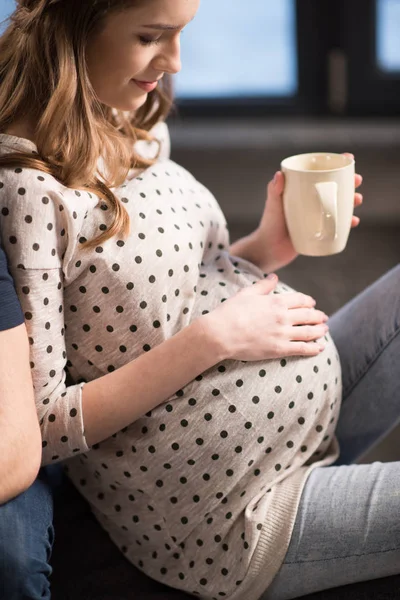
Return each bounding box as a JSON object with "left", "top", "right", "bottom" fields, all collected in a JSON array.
[{"left": 132, "top": 80, "right": 159, "bottom": 92}]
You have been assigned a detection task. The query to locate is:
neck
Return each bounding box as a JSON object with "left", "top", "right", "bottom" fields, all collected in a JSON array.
[{"left": 2, "top": 119, "right": 37, "bottom": 144}]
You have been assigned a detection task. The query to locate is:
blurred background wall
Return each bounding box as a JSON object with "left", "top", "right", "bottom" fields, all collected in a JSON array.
[{"left": 1, "top": 0, "right": 399, "bottom": 461}]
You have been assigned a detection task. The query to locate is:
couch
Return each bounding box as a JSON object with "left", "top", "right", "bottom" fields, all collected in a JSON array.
[{"left": 49, "top": 473, "right": 400, "bottom": 600}]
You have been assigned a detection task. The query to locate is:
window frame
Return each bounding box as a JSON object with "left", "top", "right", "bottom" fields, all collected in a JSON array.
[
  {"left": 174, "top": 0, "right": 329, "bottom": 118},
  {"left": 341, "top": 0, "right": 400, "bottom": 116},
  {"left": 174, "top": 0, "right": 400, "bottom": 119}
]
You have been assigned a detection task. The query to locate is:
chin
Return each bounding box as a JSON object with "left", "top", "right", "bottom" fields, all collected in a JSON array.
[
  {"left": 103, "top": 94, "right": 148, "bottom": 113},
  {"left": 131, "top": 96, "right": 149, "bottom": 111},
  {"left": 119, "top": 93, "right": 149, "bottom": 112}
]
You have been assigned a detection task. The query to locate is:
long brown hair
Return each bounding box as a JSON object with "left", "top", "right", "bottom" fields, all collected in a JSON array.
[{"left": 0, "top": 0, "right": 174, "bottom": 247}]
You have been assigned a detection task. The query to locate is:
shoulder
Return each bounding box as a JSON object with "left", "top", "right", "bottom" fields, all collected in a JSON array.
[
  {"left": 0, "top": 156, "right": 64, "bottom": 200},
  {"left": 152, "top": 121, "right": 171, "bottom": 160},
  {"left": 0, "top": 166, "right": 94, "bottom": 270},
  {"left": 135, "top": 121, "right": 171, "bottom": 162}
]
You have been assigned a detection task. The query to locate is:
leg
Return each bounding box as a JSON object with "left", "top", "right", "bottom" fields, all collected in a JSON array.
[
  {"left": 0, "top": 469, "right": 54, "bottom": 600},
  {"left": 328, "top": 264, "right": 400, "bottom": 464},
  {"left": 261, "top": 461, "right": 400, "bottom": 600}
]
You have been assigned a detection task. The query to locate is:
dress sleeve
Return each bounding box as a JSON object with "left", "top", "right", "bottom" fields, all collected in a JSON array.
[{"left": 0, "top": 173, "right": 90, "bottom": 464}]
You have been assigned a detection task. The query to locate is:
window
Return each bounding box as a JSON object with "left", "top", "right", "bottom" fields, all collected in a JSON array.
[
  {"left": 376, "top": 0, "right": 400, "bottom": 72},
  {"left": 175, "top": 0, "right": 324, "bottom": 117},
  {"left": 1, "top": 0, "right": 399, "bottom": 117},
  {"left": 176, "top": 0, "right": 400, "bottom": 117},
  {"left": 175, "top": 0, "right": 298, "bottom": 100},
  {"left": 342, "top": 0, "right": 400, "bottom": 115},
  {"left": 0, "top": 0, "right": 14, "bottom": 32}
]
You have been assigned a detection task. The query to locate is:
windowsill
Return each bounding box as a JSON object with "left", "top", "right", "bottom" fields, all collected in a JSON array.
[
  {"left": 167, "top": 116, "right": 400, "bottom": 223},
  {"left": 169, "top": 116, "right": 400, "bottom": 150}
]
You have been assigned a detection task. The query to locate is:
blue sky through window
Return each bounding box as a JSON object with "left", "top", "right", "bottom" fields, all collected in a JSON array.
[
  {"left": 376, "top": 0, "right": 400, "bottom": 72},
  {"left": 0, "top": 0, "right": 15, "bottom": 31},
  {"left": 175, "top": 0, "right": 298, "bottom": 99}
]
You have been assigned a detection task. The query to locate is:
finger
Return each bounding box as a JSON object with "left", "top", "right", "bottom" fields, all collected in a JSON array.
[
  {"left": 285, "top": 341, "right": 326, "bottom": 357},
  {"left": 354, "top": 193, "right": 363, "bottom": 207},
  {"left": 343, "top": 152, "right": 354, "bottom": 160},
  {"left": 289, "top": 308, "right": 329, "bottom": 326},
  {"left": 245, "top": 274, "right": 278, "bottom": 295},
  {"left": 351, "top": 216, "right": 360, "bottom": 228},
  {"left": 274, "top": 170, "right": 285, "bottom": 195},
  {"left": 282, "top": 292, "right": 316, "bottom": 309},
  {"left": 288, "top": 324, "right": 329, "bottom": 342},
  {"left": 355, "top": 174, "right": 363, "bottom": 188},
  {"left": 267, "top": 170, "right": 285, "bottom": 197}
]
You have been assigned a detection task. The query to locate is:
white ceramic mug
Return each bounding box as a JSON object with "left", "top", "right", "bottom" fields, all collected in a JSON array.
[{"left": 281, "top": 152, "right": 355, "bottom": 256}]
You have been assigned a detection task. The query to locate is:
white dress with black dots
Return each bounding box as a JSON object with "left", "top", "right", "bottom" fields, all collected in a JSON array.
[{"left": 0, "top": 124, "right": 341, "bottom": 600}]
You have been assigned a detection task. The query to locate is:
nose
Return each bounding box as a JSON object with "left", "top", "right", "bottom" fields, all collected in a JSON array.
[{"left": 154, "top": 36, "right": 182, "bottom": 75}]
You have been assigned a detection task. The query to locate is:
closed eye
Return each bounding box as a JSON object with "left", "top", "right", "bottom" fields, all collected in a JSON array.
[{"left": 139, "top": 36, "right": 161, "bottom": 46}]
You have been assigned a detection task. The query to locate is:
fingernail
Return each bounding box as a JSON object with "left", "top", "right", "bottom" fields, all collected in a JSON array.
[
  {"left": 319, "top": 344, "right": 326, "bottom": 352},
  {"left": 267, "top": 273, "right": 277, "bottom": 280},
  {"left": 273, "top": 171, "right": 279, "bottom": 184},
  {"left": 323, "top": 314, "right": 329, "bottom": 322}
]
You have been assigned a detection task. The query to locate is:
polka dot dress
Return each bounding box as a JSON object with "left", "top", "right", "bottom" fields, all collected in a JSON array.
[{"left": 0, "top": 124, "right": 341, "bottom": 600}]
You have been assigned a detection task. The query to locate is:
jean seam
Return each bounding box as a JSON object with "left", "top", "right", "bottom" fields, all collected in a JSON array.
[
  {"left": 342, "top": 319, "right": 400, "bottom": 399},
  {"left": 285, "top": 546, "right": 400, "bottom": 565}
]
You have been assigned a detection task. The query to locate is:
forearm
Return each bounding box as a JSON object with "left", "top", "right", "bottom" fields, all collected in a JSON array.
[
  {"left": 0, "top": 326, "right": 42, "bottom": 504},
  {"left": 82, "top": 317, "right": 224, "bottom": 446},
  {"left": 0, "top": 430, "right": 41, "bottom": 504}
]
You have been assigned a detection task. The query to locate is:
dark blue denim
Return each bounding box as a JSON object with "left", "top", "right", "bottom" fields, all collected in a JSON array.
[{"left": 0, "top": 469, "right": 54, "bottom": 600}]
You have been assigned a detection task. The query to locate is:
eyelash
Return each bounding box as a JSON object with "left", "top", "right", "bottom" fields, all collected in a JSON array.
[
  {"left": 139, "top": 36, "right": 161, "bottom": 46},
  {"left": 138, "top": 30, "right": 184, "bottom": 47}
]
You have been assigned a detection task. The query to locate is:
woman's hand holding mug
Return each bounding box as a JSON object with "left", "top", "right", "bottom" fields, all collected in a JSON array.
[{"left": 252, "top": 152, "right": 363, "bottom": 270}]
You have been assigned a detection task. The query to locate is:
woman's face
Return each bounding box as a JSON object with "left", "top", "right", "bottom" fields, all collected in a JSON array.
[{"left": 86, "top": 0, "right": 199, "bottom": 111}]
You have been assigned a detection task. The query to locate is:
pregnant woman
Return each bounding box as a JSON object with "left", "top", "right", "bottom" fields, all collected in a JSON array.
[{"left": 0, "top": 1, "right": 399, "bottom": 599}]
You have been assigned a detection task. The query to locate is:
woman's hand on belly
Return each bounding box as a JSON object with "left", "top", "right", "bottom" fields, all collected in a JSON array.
[{"left": 201, "top": 275, "right": 329, "bottom": 362}]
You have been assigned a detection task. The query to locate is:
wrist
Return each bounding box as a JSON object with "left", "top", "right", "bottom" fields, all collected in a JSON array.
[
  {"left": 243, "top": 228, "right": 296, "bottom": 272},
  {"left": 229, "top": 229, "right": 263, "bottom": 266},
  {"left": 194, "top": 312, "right": 229, "bottom": 363}
]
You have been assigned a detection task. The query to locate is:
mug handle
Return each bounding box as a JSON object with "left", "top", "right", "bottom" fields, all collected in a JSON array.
[{"left": 314, "top": 181, "right": 338, "bottom": 241}]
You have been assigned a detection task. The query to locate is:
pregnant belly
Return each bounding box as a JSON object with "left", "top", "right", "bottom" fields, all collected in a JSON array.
[{"left": 71, "top": 333, "right": 341, "bottom": 545}]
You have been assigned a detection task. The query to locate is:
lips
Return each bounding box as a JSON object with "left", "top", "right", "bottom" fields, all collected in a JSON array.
[{"left": 132, "top": 80, "right": 159, "bottom": 92}]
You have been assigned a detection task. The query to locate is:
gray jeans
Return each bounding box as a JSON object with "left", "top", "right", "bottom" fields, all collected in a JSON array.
[{"left": 261, "top": 264, "right": 400, "bottom": 600}]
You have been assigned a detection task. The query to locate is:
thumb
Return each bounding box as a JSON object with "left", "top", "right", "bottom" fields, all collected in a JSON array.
[
  {"left": 267, "top": 171, "right": 285, "bottom": 200},
  {"left": 252, "top": 274, "right": 278, "bottom": 294}
]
